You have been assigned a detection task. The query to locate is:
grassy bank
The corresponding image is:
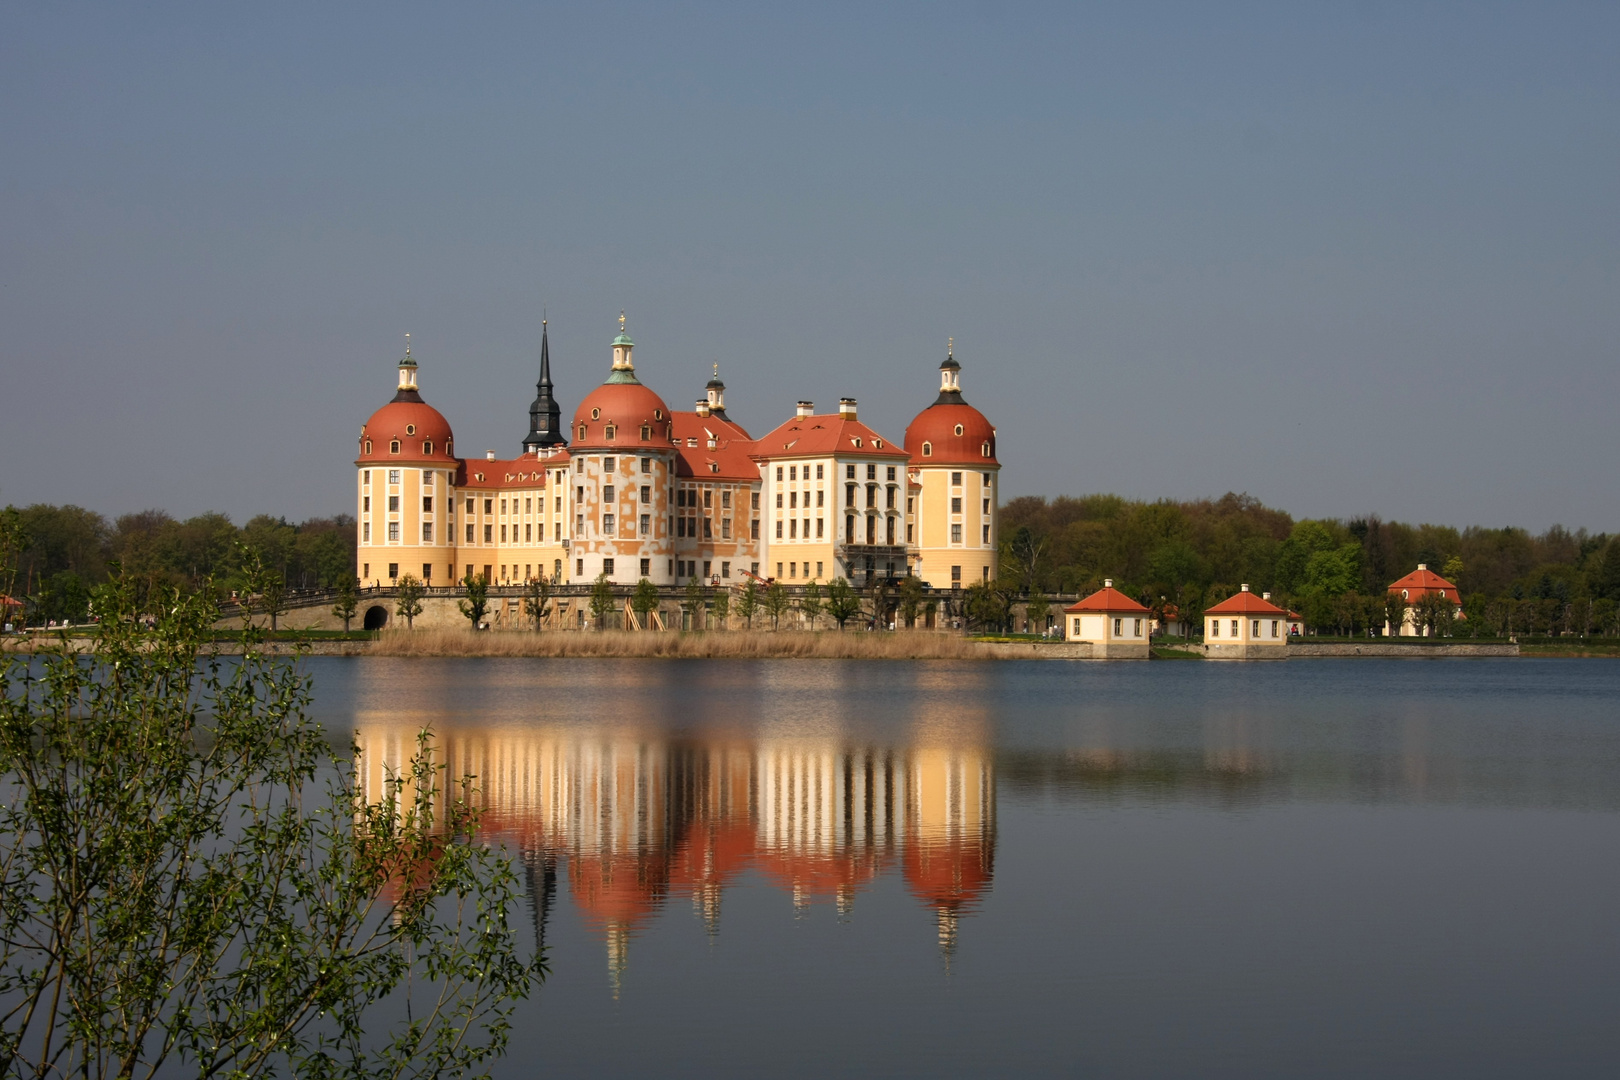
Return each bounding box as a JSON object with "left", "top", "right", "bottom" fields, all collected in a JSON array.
[{"left": 370, "top": 628, "right": 991, "bottom": 660}]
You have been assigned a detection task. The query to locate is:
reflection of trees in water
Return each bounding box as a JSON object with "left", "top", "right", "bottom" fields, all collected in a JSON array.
[{"left": 995, "top": 749, "right": 1283, "bottom": 807}]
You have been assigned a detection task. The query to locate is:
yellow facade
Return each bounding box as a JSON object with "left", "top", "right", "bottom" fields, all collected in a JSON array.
[{"left": 911, "top": 464, "right": 998, "bottom": 589}]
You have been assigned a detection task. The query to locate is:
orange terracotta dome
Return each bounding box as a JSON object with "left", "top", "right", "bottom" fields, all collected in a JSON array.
[
  {"left": 356, "top": 348, "right": 458, "bottom": 465},
  {"left": 904, "top": 347, "right": 997, "bottom": 466},
  {"left": 570, "top": 324, "right": 674, "bottom": 450}
]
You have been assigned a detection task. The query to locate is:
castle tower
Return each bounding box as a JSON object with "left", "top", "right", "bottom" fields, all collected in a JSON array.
[
  {"left": 523, "top": 319, "right": 567, "bottom": 454},
  {"left": 568, "top": 314, "right": 679, "bottom": 589},
  {"left": 355, "top": 338, "right": 460, "bottom": 597},
  {"left": 903, "top": 341, "right": 1000, "bottom": 590}
]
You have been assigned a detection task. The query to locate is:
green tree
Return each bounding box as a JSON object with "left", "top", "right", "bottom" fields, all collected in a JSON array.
[
  {"left": 589, "top": 573, "right": 616, "bottom": 630},
  {"left": 631, "top": 578, "right": 660, "bottom": 630},
  {"left": 332, "top": 576, "right": 359, "bottom": 632},
  {"left": 0, "top": 579, "right": 538, "bottom": 1079},
  {"left": 459, "top": 569, "right": 489, "bottom": 629},
  {"left": 964, "top": 580, "right": 1012, "bottom": 633},
  {"left": 1383, "top": 589, "right": 1408, "bottom": 637},
  {"left": 683, "top": 578, "right": 707, "bottom": 631},
  {"left": 825, "top": 578, "right": 860, "bottom": 630},
  {"left": 1025, "top": 591, "right": 1052, "bottom": 635},
  {"left": 40, "top": 570, "right": 91, "bottom": 625},
  {"left": 710, "top": 586, "right": 730, "bottom": 629},
  {"left": 0, "top": 506, "right": 29, "bottom": 609},
  {"left": 1274, "top": 520, "right": 1336, "bottom": 595},
  {"left": 898, "top": 576, "right": 923, "bottom": 628},
  {"left": 522, "top": 574, "right": 552, "bottom": 630},
  {"left": 1598, "top": 540, "right": 1620, "bottom": 602},
  {"left": 763, "top": 581, "right": 790, "bottom": 630},
  {"left": 394, "top": 574, "right": 425, "bottom": 629},
  {"left": 735, "top": 580, "right": 758, "bottom": 629},
  {"left": 799, "top": 581, "right": 823, "bottom": 629}
]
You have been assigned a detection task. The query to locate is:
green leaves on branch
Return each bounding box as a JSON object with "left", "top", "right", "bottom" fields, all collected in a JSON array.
[{"left": 0, "top": 577, "right": 540, "bottom": 1079}]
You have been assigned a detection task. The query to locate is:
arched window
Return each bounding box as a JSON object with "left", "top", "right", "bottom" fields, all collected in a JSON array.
[
  {"left": 364, "top": 439, "right": 372, "bottom": 454},
  {"left": 604, "top": 424, "right": 617, "bottom": 440},
  {"left": 423, "top": 441, "right": 433, "bottom": 454},
  {"left": 389, "top": 440, "right": 400, "bottom": 454},
  {"left": 922, "top": 442, "right": 932, "bottom": 457},
  {"left": 640, "top": 423, "right": 651, "bottom": 440},
  {"left": 578, "top": 423, "right": 587, "bottom": 440},
  {"left": 981, "top": 442, "right": 990, "bottom": 457}
]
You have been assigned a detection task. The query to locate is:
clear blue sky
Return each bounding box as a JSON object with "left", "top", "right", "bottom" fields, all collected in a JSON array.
[{"left": 2, "top": 2, "right": 1616, "bottom": 531}]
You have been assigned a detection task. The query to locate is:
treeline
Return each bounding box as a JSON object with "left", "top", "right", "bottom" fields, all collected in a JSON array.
[
  {"left": 1, "top": 503, "right": 355, "bottom": 624},
  {"left": 998, "top": 492, "right": 1620, "bottom": 637}
]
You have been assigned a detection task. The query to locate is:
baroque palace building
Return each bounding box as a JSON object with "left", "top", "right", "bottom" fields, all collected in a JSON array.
[{"left": 355, "top": 316, "right": 1001, "bottom": 593}]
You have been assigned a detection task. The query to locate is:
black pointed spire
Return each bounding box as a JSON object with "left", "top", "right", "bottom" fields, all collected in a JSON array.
[{"left": 524, "top": 320, "right": 567, "bottom": 452}]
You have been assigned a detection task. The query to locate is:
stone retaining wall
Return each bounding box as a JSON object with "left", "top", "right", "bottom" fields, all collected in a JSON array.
[{"left": 1287, "top": 642, "right": 1520, "bottom": 658}]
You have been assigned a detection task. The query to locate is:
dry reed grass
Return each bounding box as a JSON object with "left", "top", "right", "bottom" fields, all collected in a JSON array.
[{"left": 370, "top": 628, "right": 990, "bottom": 660}]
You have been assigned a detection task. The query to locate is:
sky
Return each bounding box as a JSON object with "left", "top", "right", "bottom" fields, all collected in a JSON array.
[{"left": 2, "top": 2, "right": 1616, "bottom": 532}]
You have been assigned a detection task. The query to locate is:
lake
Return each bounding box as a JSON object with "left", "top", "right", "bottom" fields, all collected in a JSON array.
[{"left": 307, "top": 656, "right": 1620, "bottom": 1079}]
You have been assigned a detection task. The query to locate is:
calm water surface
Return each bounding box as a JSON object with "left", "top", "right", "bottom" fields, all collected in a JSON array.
[{"left": 307, "top": 657, "right": 1620, "bottom": 1079}]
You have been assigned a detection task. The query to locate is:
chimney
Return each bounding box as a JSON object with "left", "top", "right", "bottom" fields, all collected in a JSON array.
[
  {"left": 485, "top": 450, "right": 496, "bottom": 462},
  {"left": 796, "top": 400, "right": 814, "bottom": 418},
  {"left": 838, "top": 397, "right": 857, "bottom": 420},
  {"left": 1240, "top": 583, "right": 1250, "bottom": 592},
  {"left": 1417, "top": 563, "right": 1427, "bottom": 571},
  {"left": 1263, "top": 591, "right": 1271, "bottom": 601},
  {"left": 695, "top": 399, "right": 711, "bottom": 418},
  {"left": 1104, "top": 578, "right": 1113, "bottom": 588}
]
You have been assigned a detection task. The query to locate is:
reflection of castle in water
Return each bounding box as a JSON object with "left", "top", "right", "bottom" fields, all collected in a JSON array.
[{"left": 354, "top": 727, "right": 994, "bottom": 989}]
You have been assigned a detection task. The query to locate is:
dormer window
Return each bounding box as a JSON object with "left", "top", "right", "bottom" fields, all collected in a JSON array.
[
  {"left": 364, "top": 439, "right": 373, "bottom": 454},
  {"left": 640, "top": 423, "right": 651, "bottom": 440},
  {"left": 981, "top": 442, "right": 991, "bottom": 457},
  {"left": 578, "top": 423, "right": 587, "bottom": 439},
  {"left": 922, "top": 442, "right": 932, "bottom": 457},
  {"left": 709, "top": 462, "right": 720, "bottom": 473},
  {"left": 954, "top": 424, "right": 964, "bottom": 436},
  {"left": 874, "top": 439, "right": 883, "bottom": 449},
  {"left": 423, "top": 441, "right": 433, "bottom": 454},
  {"left": 389, "top": 440, "right": 401, "bottom": 454},
  {"left": 604, "top": 424, "right": 617, "bottom": 440},
  {"left": 853, "top": 437, "right": 863, "bottom": 448},
  {"left": 406, "top": 424, "right": 416, "bottom": 436}
]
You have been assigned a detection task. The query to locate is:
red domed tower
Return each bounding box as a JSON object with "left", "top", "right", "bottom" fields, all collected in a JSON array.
[
  {"left": 567, "top": 314, "right": 679, "bottom": 590},
  {"left": 903, "top": 342, "right": 1001, "bottom": 589},
  {"left": 355, "top": 339, "right": 461, "bottom": 595}
]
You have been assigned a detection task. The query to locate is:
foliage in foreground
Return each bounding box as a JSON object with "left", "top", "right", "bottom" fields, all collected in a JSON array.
[{"left": 0, "top": 580, "right": 539, "bottom": 1079}]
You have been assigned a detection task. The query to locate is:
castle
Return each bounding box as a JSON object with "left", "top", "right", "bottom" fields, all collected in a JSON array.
[{"left": 355, "top": 316, "right": 1000, "bottom": 599}]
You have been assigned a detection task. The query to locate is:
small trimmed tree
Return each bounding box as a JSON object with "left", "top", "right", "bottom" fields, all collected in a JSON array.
[
  {"left": 522, "top": 573, "right": 552, "bottom": 630},
  {"left": 799, "top": 581, "right": 823, "bottom": 629},
  {"left": 683, "top": 578, "right": 706, "bottom": 631},
  {"left": 763, "top": 581, "right": 790, "bottom": 630},
  {"left": 459, "top": 569, "right": 489, "bottom": 629},
  {"left": 1024, "top": 590, "right": 1051, "bottom": 635},
  {"left": 589, "top": 572, "right": 615, "bottom": 630},
  {"left": 826, "top": 577, "right": 860, "bottom": 630},
  {"left": 632, "top": 578, "right": 660, "bottom": 630},
  {"left": 710, "top": 587, "right": 730, "bottom": 630},
  {"left": 395, "top": 573, "right": 425, "bottom": 629},
  {"left": 332, "top": 576, "right": 359, "bottom": 631},
  {"left": 899, "top": 576, "right": 924, "bottom": 629},
  {"left": 735, "top": 580, "right": 758, "bottom": 629},
  {"left": 1383, "top": 590, "right": 1408, "bottom": 637}
]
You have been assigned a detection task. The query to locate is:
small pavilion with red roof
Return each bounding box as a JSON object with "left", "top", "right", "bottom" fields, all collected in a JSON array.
[
  {"left": 1062, "top": 579, "right": 1151, "bottom": 658},
  {"left": 1387, "top": 563, "right": 1463, "bottom": 635},
  {"left": 1203, "top": 584, "right": 1290, "bottom": 659}
]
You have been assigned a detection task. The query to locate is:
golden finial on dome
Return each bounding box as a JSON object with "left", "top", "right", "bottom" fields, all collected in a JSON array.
[
  {"left": 948, "top": 336, "right": 953, "bottom": 356},
  {"left": 713, "top": 362, "right": 719, "bottom": 379},
  {"left": 619, "top": 310, "right": 626, "bottom": 333}
]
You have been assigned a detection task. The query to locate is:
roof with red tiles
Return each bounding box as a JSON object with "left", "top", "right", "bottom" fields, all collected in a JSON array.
[
  {"left": 1204, "top": 587, "right": 1290, "bottom": 615},
  {"left": 751, "top": 412, "right": 907, "bottom": 460},
  {"left": 670, "top": 410, "right": 761, "bottom": 482},
  {"left": 1064, "top": 584, "right": 1150, "bottom": 614},
  {"left": 457, "top": 454, "right": 563, "bottom": 490},
  {"left": 1388, "top": 564, "right": 1459, "bottom": 600}
]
